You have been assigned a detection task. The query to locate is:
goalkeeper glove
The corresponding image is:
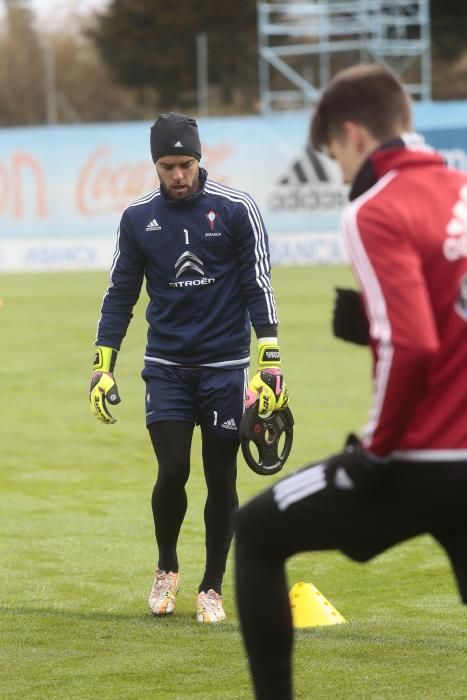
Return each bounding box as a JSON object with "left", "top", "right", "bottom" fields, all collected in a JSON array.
[
  {"left": 245, "top": 340, "right": 288, "bottom": 417},
  {"left": 89, "top": 346, "right": 121, "bottom": 424},
  {"left": 332, "top": 287, "right": 369, "bottom": 346}
]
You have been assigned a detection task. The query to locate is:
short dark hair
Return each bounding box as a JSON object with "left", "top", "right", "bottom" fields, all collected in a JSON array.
[{"left": 310, "top": 64, "right": 412, "bottom": 151}]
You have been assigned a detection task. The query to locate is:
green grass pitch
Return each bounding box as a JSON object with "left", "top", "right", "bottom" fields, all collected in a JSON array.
[{"left": 1, "top": 266, "right": 466, "bottom": 699}]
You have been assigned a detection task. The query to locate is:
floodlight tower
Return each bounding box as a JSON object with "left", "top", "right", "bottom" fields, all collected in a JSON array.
[{"left": 257, "top": 0, "right": 432, "bottom": 113}]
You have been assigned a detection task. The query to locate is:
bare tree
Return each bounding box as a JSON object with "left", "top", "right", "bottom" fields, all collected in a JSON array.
[
  {"left": 0, "top": 0, "right": 46, "bottom": 124},
  {"left": 0, "top": 2, "right": 147, "bottom": 126}
]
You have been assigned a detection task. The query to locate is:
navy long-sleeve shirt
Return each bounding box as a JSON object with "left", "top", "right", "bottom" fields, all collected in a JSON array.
[{"left": 96, "top": 168, "right": 278, "bottom": 368}]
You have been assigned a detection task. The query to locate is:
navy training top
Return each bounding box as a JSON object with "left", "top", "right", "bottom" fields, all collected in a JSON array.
[{"left": 96, "top": 168, "right": 278, "bottom": 369}]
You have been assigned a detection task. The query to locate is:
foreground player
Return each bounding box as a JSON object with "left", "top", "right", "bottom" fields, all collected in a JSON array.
[
  {"left": 235, "top": 64, "right": 467, "bottom": 698},
  {"left": 89, "top": 113, "right": 287, "bottom": 623}
]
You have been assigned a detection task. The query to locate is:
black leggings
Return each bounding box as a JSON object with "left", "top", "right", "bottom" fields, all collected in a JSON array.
[{"left": 149, "top": 421, "right": 239, "bottom": 594}]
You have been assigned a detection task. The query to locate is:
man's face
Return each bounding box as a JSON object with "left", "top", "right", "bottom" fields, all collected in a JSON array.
[{"left": 155, "top": 155, "right": 200, "bottom": 199}]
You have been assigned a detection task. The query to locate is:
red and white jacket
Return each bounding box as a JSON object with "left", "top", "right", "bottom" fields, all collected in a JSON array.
[{"left": 342, "top": 136, "right": 467, "bottom": 460}]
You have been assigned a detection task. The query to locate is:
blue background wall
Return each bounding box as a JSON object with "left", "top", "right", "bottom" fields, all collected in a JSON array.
[{"left": 1, "top": 101, "right": 467, "bottom": 270}]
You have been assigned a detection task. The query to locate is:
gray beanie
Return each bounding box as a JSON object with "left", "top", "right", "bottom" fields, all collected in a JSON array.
[{"left": 150, "top": 112, "right": 202, "bottom": 163}]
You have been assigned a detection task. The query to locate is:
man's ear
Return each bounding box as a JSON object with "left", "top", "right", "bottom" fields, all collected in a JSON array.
[{"left": 343, "top": 121, "right": 378, "bottom": 155}]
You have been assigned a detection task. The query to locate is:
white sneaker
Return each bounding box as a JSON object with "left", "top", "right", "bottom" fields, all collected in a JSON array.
[
  {"left": 148, "top": 569, "right": 180, "bottom": 616},
  {"left": 196, "top": 589, "right": 226, "bottom": 623}
]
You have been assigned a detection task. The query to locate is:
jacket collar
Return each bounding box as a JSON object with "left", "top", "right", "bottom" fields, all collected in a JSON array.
[{"left": 349, "top": 134, "right": 445, "bottom": 201}]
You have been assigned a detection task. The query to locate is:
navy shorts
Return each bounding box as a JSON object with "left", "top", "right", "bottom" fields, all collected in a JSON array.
[{"left": 142, "top": 363, "right": 249, "bottom": 438}]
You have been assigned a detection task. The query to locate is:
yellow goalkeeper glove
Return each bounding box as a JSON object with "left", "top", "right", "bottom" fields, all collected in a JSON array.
[
  {"left": 245, "top": 340, "right": 288, "bottom": 417},
  {"left": 89, "top": 346, "right": 121, "bottom": 424}
]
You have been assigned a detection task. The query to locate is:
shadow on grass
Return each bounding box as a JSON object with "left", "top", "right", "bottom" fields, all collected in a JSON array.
[{"left": 0, "top": 605, "right": 239, "bottom": 631}]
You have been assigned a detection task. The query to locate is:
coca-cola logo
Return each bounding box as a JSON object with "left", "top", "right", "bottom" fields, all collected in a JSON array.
[
  {"left": 76, "top": 146, "right": 157, "bottom": 215},
  {"left": 0, "top": 141, "right": 234, "bottom": 223}
]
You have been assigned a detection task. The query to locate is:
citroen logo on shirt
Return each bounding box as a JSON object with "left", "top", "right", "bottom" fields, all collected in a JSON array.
[
  {"left": 170, "top": 251, "right": 215, "bottom": 288},
  {"left": 174, "top": 251, "right": 204, "bottom": 278}
]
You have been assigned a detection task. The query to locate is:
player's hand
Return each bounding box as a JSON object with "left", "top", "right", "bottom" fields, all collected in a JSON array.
[
  {"left": 245, "top": 368, "right": 288, "bottom": 417},
  {"left": 332, "top": 287, "right": 369, "bottom": 346},
  {"left": 246, "top": 339, "right": 288, "bottom": 416},
  {"left": 325, "top": 433, "right": 390, "bottom": 494},
  {"left": 89, "top": 346, "right": 121, "bottom": 424},
  {"left": 89, "top": 371, "right": 121, "bottom": 424}
]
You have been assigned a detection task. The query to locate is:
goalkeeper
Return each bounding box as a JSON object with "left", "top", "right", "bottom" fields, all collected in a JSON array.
[{"left": 89, "top": 112, "right": 287, "bottom": 624}]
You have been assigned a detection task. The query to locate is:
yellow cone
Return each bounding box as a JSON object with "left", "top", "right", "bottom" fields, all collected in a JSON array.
[{"left": 289, "top": 582, "right": 347, "bottom": 628}]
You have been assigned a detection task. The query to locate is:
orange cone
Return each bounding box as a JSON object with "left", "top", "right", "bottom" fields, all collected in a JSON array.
[{"left": 289, "top": 582, "right": 347, "bottom": 628}]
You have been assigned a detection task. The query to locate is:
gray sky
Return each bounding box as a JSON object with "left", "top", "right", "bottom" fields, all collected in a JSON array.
[{"left": 29, "top": 0, "right": 109, "bottom": 23}]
